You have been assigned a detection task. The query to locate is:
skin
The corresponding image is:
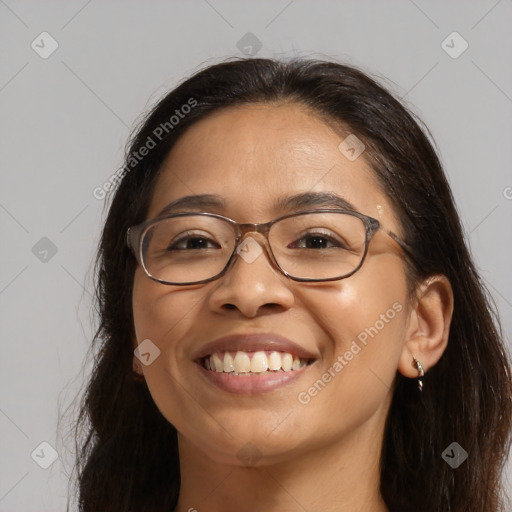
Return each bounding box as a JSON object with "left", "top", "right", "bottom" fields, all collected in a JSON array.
[{"left": 131, "top": 103, "right": 453, "bottom": 512}]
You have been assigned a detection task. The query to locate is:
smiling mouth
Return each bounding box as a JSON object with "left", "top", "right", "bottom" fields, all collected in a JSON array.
[{"left": 199, "top": 350, "right": 315, "bottom": 375}]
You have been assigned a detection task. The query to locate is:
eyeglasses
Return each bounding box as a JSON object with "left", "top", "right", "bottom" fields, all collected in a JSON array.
[{"left": 126, "top": 209, "right": 414, "bottom": 286}]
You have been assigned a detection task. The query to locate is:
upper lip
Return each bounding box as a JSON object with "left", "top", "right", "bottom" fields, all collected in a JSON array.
[{"left": 193, "top": 332, "right": 318, "bottom": 361}]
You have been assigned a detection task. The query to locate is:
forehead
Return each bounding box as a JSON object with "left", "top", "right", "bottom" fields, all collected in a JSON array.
[{"left": 147, "top": 103, "right": 397, "bottom": 226}]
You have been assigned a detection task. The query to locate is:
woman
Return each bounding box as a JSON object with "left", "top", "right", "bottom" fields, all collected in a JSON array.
[{"left": 70, "top": 58, "right": 512, "bottom": 511}]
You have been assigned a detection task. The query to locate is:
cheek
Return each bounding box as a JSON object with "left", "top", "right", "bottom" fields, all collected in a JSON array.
[
  {"left": 299, "top": 256, "right": 407, "bottom": 348},
  {"left": 131, "top": 270, "right": 204, "bottom": 423},
  {"left": 294, "top": 259, "right": 408, "bottom": 407},
  {"left": 132, "top": 268, "right": 207, "bottom": 346}
]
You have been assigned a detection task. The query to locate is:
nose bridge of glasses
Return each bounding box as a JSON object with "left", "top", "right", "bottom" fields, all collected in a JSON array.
[
  {"left": 235, "top": 221, "right": 273, "bottom": 246},
  {"left": 233, "top": 222, "right": 267, "bottom": 249},
  {"left": 237, "top": 221, "right": 270, "bottom": 233}
]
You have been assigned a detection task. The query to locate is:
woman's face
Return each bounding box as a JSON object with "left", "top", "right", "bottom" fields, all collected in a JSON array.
[{"left": 132, "top": 103, "right": 411, "bottom": 466}]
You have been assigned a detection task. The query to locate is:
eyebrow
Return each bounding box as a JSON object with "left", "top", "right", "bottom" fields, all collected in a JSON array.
[{"left": 156, "top": 191, "right": 358, "bottom": 217}]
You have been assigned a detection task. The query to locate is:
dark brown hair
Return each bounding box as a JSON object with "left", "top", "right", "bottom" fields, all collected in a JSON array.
[{"left": 67, "top": 57, "right": 512, "bottom": 511}]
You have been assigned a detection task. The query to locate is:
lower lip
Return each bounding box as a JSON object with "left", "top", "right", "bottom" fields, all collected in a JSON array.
[{"left": 195, "top": 361, "right": 314, "bottom": 395}]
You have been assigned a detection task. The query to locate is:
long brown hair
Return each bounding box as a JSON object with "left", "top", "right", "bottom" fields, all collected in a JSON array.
[{"left": 66, "top": 57, "right": 512, "bottom": 511}]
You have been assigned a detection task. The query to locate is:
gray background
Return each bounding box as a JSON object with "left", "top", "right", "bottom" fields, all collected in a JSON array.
[{"left": 1, "top": 1, "right": 511, "bottom": 510}]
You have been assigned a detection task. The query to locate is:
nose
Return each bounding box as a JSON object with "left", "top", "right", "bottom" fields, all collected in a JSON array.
[{"left": 207, "top": 232, "right": 295, "bottom": 317}]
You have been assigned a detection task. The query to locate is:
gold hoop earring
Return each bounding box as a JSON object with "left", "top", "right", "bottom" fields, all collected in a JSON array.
[{"left": 412, "top": 357, "right": 424, "bottom": 392}]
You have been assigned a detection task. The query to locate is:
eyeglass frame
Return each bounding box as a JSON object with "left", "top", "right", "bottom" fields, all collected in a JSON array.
[{"left": 126, "top": 209, "right": 416, "bottom": 286}]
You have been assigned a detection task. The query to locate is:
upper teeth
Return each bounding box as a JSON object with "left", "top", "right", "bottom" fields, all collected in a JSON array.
[{"left": 204, "top": 351, "right": 308, "bottom": 373}]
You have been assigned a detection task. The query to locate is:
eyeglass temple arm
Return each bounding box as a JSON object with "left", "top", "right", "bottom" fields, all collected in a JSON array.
[
  {"left": 126, "top": 226, "right": 142, "bottom": 255},
  {"left": 384, "top": 229, "right": 417, "bottom": 263}
]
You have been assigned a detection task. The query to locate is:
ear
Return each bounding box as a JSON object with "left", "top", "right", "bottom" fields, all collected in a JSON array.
[{"left": 397, "top": 275, "right": 454, "bottom": 379}]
